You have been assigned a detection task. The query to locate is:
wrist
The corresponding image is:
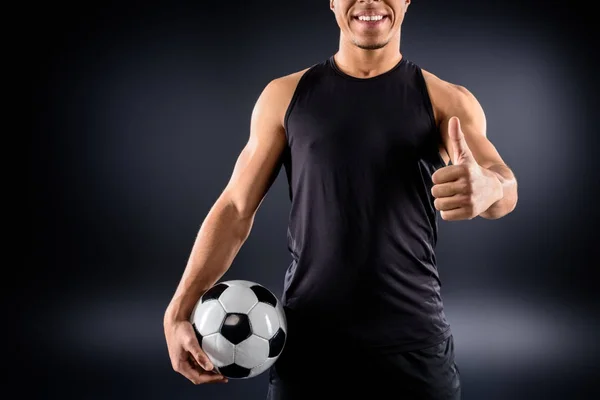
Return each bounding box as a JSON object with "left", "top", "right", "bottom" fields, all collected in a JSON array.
[
  {"left": 164, "top": 299, "right": 194, "bottom": 325},
  {"left": 491, "top": 173, "right": 504, "bottom": 203}
]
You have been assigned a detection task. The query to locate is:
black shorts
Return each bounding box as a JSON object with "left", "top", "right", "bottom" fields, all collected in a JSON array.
[{"left": 266, "top": 334, "right": 461, "bottom": 400}]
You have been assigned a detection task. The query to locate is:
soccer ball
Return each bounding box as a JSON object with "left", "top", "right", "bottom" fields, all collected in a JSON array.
[{"left": 190, "top": 280, "right": 287, "bottom": 379}]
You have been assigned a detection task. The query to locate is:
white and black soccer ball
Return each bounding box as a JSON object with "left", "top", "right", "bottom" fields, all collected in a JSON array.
[{"left": 190, "top": 280, "right": 287, "bottom": 379}]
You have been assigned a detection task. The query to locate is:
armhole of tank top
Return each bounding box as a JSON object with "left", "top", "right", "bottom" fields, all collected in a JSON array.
[
  {"left": 415, "top": 66, "right": 438, "bottom": 134},
  {"left": 283, "top": 66, "right": 315, "bottom": 141},
  {"left": 415, "top": 66, "right": 447, "bottom": 167}
]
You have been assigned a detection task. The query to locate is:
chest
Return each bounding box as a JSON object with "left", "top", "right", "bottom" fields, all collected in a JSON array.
[{"left": 286, "top": 80, "right": 438, "bottom": 164}]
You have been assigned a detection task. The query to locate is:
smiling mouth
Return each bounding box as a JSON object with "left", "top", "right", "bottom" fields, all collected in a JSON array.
[{"left": 353, "top": 14, "right": 389, "bottom": 25}]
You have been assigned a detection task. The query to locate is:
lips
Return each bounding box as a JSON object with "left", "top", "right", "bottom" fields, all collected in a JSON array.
[
  {"left": 351, "top": 8, "right": 390, "bottom": 26},
  {"left": 352, "top": 10, "right": 389, "bottom": 19}
]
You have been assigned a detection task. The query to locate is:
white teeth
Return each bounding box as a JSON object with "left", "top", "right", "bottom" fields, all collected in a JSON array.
[{"left": 358, "top": 15, "right": 384, "bottom": 21}]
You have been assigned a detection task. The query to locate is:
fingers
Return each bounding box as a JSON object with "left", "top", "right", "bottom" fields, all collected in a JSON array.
[
  {"left": 440, "top": 208, "right": 475, "bottom": 221},
  {"left": 448, "top": 117, "right": 465, "bottom": 150},
  {"left": 434, "top": 195, "right": 469, "bottom": 212},
  {"left": 434, "top": 194, "right": 476, "bottom": 221},
  {"left": 448, "top": 116, "right": 474, "bottom": 165},
  {"left": 189, "top": 356, "right": 229, "bottom": 384},
  {"left": 431, "top": 182, "right": 466, "bottom": 198},
  {"left": 431, "top": 165, "right": 464, "bottom": 185},
  {"left": 175, "top": 359, "right": 228, "bottom": 385},
  {"left": 166, "top": 320, "right": 228, "bottom": 385},
  {"left": 183, "top": 333, "right": 214, "bottom": 371}
]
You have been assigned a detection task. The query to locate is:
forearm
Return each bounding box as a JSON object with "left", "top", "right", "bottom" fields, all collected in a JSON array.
[
  {"left": 164, "top": 198, "right": 254, "bottom": 323},
  {"left": 480, "top": 163, "right": 518, "bottom": 219}
]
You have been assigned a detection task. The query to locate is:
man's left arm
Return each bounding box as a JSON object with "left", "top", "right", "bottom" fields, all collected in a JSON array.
[{"left": 431, "top": 85, "right": 518, "bottom": 220}]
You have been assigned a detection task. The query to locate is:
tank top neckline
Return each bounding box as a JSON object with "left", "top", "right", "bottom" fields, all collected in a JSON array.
[{"left": 328, "top": 55, "right": 407, "bottom": 82}]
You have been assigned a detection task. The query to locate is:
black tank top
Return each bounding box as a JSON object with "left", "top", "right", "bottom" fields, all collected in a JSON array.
[{"left": 280, "top": 56, "right": 451, "bottom": 353}]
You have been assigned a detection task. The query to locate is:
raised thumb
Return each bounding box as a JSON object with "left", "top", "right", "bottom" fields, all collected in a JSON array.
[{"left": 448, "top": 116, "right": 473, "bottom": 164}]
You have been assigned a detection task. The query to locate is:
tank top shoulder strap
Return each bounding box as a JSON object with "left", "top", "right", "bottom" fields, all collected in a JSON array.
[{"left": 283, "top": 60, "right": 331, "bottom": 133}]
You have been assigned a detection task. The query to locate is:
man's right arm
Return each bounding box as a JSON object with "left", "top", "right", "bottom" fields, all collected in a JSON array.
[{"left": 164, "top": 72, "right": 303, "bottom": 324}]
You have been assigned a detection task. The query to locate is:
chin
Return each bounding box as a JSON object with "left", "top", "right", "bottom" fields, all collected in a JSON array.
[{"left": 353, "top": 38, "right": 390, "bottom": 50}]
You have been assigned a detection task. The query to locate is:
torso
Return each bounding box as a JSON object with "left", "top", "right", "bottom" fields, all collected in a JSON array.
[{"left": 273, "top": 56, "right": 454, "bottom": 353}]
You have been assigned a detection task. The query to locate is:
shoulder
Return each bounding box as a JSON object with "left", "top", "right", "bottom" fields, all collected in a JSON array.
[
  {"left": 421, "top": 68, "right": 487, "bottom": 141},
  {"left": 421, "top": 68, "right": 485, "bottom": 124},
  {"left": 252, "top": 67, "right": 312, "bottom": 126},
  {"left": 263, "top": 67, "right": 312, "bottom": 101},
  {"left": 421, "top": 69, "right": 480, "bottom": 105}
]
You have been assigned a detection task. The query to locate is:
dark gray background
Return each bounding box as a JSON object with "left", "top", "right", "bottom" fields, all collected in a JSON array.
[{"left": 31, "top": 0, "right": 597, "bottom": 399}]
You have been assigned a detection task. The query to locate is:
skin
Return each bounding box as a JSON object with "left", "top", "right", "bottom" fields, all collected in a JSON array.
[
  {"left": 163, "top": 72, "right": 304, "bottom": 384},
  {"left": 164, "top": 0, "right": 518, "bottom": 386}
]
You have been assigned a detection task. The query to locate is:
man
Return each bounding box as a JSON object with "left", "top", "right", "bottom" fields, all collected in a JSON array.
[{"left": 163, "top": 0, "right": 518, "bottom": 399}]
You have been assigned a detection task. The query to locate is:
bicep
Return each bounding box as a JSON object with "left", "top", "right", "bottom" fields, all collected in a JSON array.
[
  {"left": 221, "top": 81, "right": 288, "bottom": 218},
  {"left": 443, "top": 86, "right": 506, "bottom": 169}
]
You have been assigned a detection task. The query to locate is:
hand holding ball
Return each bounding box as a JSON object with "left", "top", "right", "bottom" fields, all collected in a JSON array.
[{"left": 190, "top": 280, "right": 288, "bottom": 379}]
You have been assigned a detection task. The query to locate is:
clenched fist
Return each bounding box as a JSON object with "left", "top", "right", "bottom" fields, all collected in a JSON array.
[{"left": 431, "top": 116, "right": 502, "bottom": 221}]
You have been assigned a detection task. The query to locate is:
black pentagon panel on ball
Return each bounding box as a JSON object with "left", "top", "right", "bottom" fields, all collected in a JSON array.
[
  {"left": 268, "top": 328, "right": 286, "bottom": 358},
  {"left": 192, "top": 323, "right": 203, "bottom": 344},
  {"left": 219, "top": 364, "right": 251, "bottom": 379},
  {"left": 220, "top": 313, "right": 252, "bottom": 345},
  {"left": 250, "top": 285, "right": 277, "bottom": 307},
  {"left": 201, "top": 283, "right": 229, "bottom": 302}
]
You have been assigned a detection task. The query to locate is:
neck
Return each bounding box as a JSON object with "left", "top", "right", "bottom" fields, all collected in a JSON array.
[{"left": 333, "top": 34, "right": 402, "bottom": 79}]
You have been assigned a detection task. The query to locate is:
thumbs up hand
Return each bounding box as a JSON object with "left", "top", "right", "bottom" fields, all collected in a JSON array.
[{"left": 431, "top": 116, "right": 503, "bottom": 221}]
